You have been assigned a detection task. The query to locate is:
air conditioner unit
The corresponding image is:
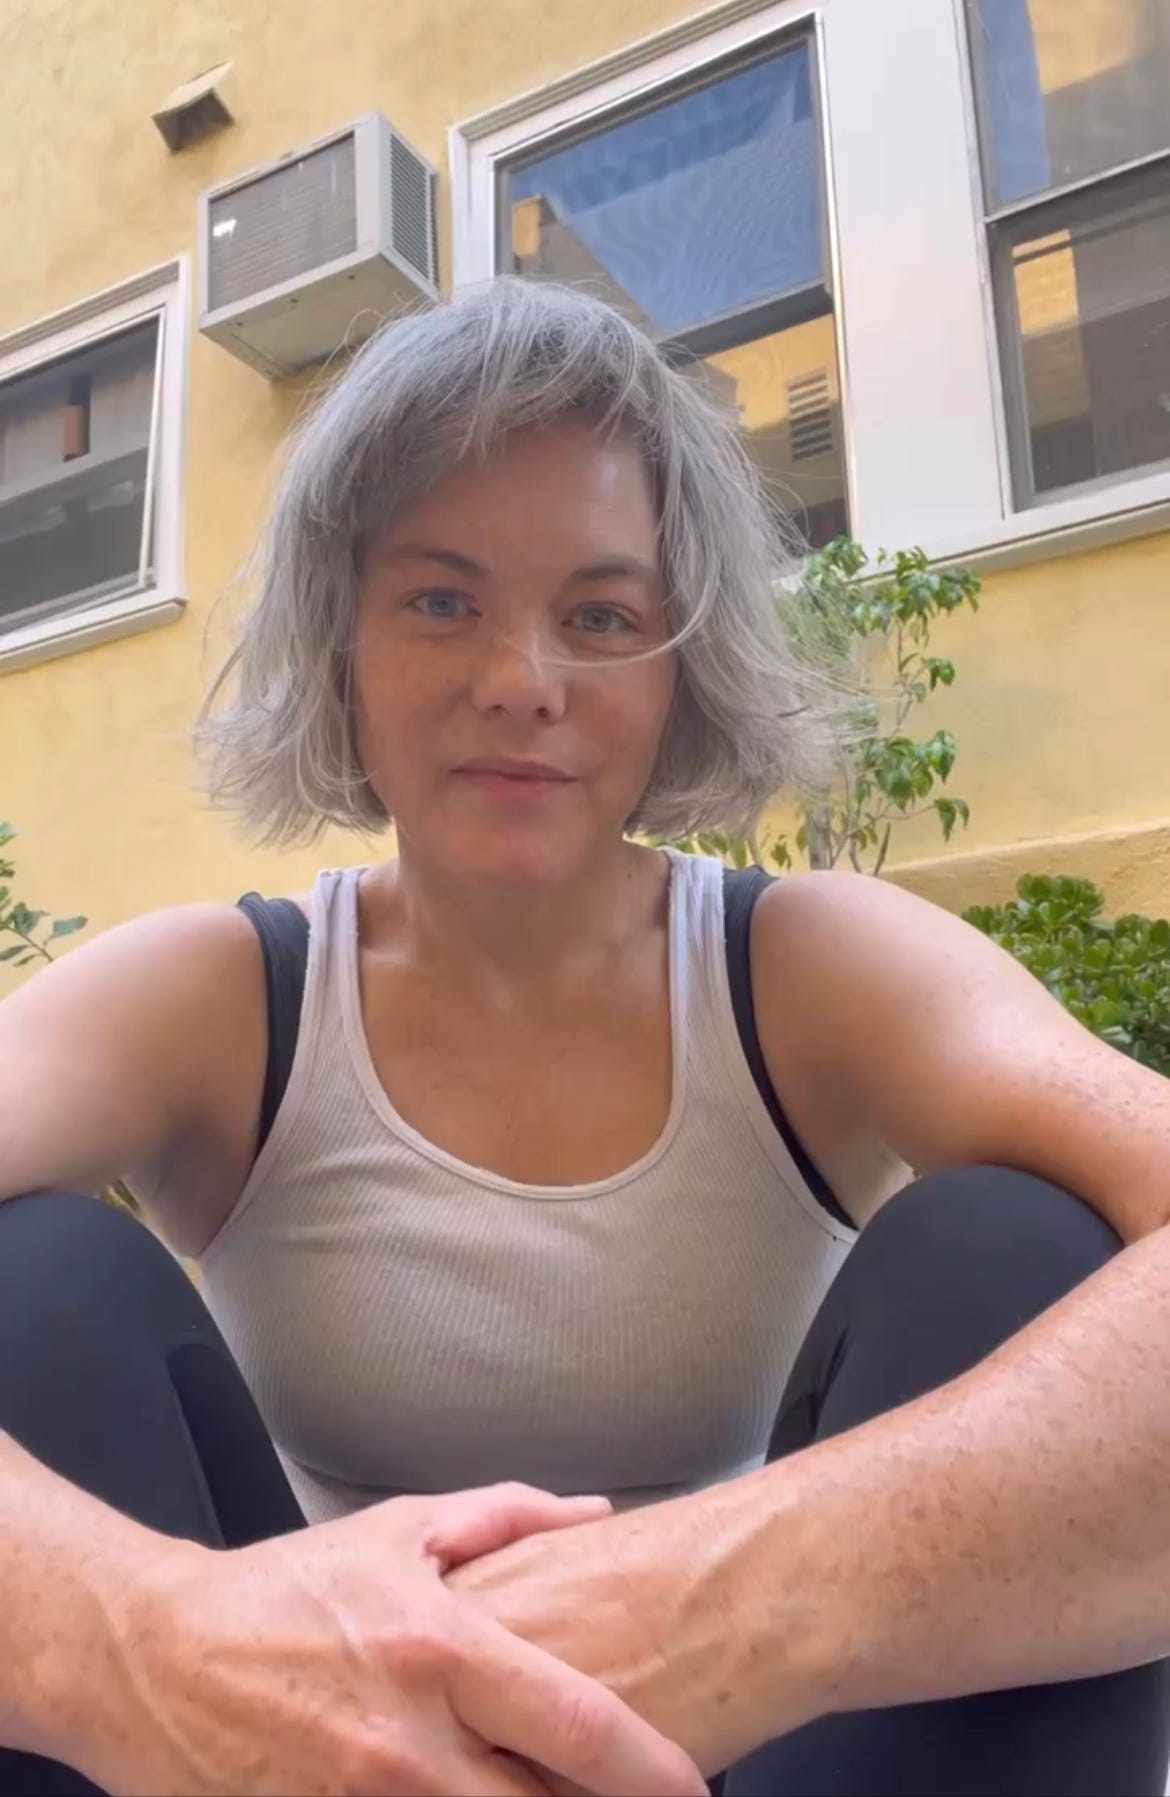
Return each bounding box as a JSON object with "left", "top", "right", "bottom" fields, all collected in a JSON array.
[{"left": 198, "top": 112, "right": 438, "bottom": 378}]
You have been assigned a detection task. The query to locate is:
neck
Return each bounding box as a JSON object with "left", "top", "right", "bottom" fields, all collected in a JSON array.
[{"left": 366, "top": 837, "right": 668, "bottom": 988}]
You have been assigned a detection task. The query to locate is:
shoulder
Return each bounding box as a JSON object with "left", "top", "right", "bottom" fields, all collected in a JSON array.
[
  {"left": 14, "top": 898, "right": 266, "bottom": 1000},
  {"left": 5, "top": 900, "right": 272, "bottom": 1089},
  {"left": 747, "top": 867, "right": 1028, "bottom": 1106},
  {"left": 750, "top": 869, "right": 957, "bottom": 988},
  {"left": 0, "top": 900, "right": 274, "bottom": 1247},
  {"left": 754, "top": 867, "right": 942, "bottom": 930}
]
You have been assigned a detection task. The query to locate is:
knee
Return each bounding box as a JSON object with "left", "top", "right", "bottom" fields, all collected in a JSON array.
[
  {"left": 0, "top": 1190, "right": 187, "bottom": 1343},
  {"left": 804, "top": 1167, "right": 1122, "bottom": 1435},
  {"left": 844, "top": 1165, "right": 1120, "bottom": 1348}
]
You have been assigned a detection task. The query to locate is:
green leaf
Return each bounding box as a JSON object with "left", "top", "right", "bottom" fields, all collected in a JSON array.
[
  {"left": 0, "top": 945, "right": 25, "bottom": 962},
  {"left": 49, "top": 915, "right": 87, "bottom": 940},
  {"left": 935, "top": 798, "right": 958, "bottom": 841},
  {"left": 8, "top": 904, "right": 41, "bottom": 935}
]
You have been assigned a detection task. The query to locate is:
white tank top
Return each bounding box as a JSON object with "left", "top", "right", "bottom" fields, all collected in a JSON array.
[{"left": 199, "top": 851, "right": 856, "bottom": 1524}]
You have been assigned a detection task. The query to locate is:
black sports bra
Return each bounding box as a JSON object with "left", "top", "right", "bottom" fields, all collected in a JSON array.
[{"left": 237, "top": 866, "right": 851, "bottom": 1228}]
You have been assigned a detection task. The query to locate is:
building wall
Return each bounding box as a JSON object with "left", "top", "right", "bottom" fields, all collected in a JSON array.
[{"left": 2, "top": 0, "right": 1168, "bottom": 948}]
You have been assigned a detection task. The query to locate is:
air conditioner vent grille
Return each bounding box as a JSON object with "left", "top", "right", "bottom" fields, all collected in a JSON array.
[
  {"left": 208, "top": 136, "right": 357, "bottom": 312},
  {"left": 390, "top": 133, "right": 435, "bottom": 282}
]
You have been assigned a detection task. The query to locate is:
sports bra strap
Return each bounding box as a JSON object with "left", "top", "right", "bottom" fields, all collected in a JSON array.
[
  {"left": 236, "top": 868, "right": 850, "bottom": 1224},
  {"left": 236, "top": 892, "right": 310, "bottom": 1160}
]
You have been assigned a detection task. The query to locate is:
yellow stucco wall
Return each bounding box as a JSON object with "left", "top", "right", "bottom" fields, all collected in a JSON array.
[{"left": 2, "top": 0, "right": 1168, "bottom": 952}]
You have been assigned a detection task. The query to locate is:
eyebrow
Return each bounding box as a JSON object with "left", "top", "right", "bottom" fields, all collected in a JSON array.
[
  {"left": 376, "top": 543, "right": 661, "bottom": 588},
  {"left": 376, "top": 543, "right": 485, "bottom": 577}
]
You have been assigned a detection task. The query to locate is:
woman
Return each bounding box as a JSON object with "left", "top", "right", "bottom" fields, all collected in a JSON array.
[{"left": 1, "top": 279, "right": 1169, "bottom": 1797}]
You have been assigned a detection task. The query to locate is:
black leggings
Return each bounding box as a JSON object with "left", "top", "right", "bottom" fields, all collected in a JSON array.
[{"left": 1, "top": 1168, "right": 1166, "bottom": 1797}]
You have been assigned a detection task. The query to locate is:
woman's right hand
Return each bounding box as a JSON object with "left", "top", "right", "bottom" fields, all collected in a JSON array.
[{"left": 72, "top": 1481, "right": 706, "bottom": 1797}]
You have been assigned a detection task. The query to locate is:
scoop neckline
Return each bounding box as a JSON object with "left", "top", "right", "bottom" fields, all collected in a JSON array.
[{"left": 336, "top": 851, "right": 690, "bottom": 1200}]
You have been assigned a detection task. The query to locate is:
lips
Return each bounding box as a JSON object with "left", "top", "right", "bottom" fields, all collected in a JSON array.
[
  {"left": 453, "top": 759, "right": 578, "bottom": 798},
  {"left": 455, "top": 759, "right": 575, "bottom": 782}
]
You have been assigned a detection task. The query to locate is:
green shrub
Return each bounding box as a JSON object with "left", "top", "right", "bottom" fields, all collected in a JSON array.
[
  {"left": 964, "top": 875, "right": 1170, "bottom": 1077},
  {"left": 671, "top": 537, "right": 980, "bottom": 874},
  {"left": 0, "top": 820, "right": 86, "bottom": 968}
]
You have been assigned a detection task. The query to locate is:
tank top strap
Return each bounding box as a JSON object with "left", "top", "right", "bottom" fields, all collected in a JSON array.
[{"left": 662, "top": 847, "right": 738, "bottom": 1077}]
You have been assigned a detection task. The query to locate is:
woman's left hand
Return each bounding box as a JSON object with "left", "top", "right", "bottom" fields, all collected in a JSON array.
[{"left": 446, "top": 1493, "right": 776, "bottom": 1781}]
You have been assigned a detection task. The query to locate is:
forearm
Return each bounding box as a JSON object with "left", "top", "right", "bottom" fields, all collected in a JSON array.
[
  {"left": 0, "top": 1434, "right": 150, "bottom": 1762},
  {"left": 696, "top": 1224, "right": 1170, "bottom": 1738}
]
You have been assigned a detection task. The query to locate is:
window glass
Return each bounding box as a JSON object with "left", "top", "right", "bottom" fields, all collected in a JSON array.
[
  {"left": 498, "top": 41, "right": 847, "bottom": 545},
  {"left": 969, "top": 0, "right": 1170, "bottom": 207},
  {"left": 0, "top": 318, "right": 159, "bottom": 629},
  {"left": 1000, "top": 170, "right": 1170, "bottom": 495},
  {"left": 503, "top": 44, "right": 822, "bottom": 336},
  {"left": 698, "top": 312, "right": 847, "bottom": 544}
]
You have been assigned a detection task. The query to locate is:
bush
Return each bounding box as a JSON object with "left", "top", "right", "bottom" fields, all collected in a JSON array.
[{"left": 964, "top": 875, "right": 1170, "bottom": 1077}]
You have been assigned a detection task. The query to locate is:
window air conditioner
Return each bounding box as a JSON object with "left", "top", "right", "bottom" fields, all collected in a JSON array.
[{"left": 198, "top": 112, "right": 438, "bottom": 378}]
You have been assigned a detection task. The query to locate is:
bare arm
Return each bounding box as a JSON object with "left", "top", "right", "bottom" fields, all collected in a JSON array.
[
  {"left": 0, "top": 912, "right": 704, "bottom": 1795},
  {"left": 452, "top": 872, "right": 1170, "bottom": 1770},
  {"left": 0, "top": 906, "right": 263, "bottom": 1755},
  {"left": 0, "top": 902, "right": 267, "bottom": 1253},
  {"left": 0, "top": 1432, "right": 149, "bottom": 1762}
]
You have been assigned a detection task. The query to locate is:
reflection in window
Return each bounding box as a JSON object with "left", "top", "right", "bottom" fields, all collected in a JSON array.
[
  {"left": 1006, "top": 174, "right": 1170, "bottom": 494},
  {"left": 969, "top": 0, "right": 1170, "bottom": 207},
  {"left": 697, "top": 315, "right": 847, "bottom": 546},
  {"left": 498, "top": 39, "right": 848, "bottom": 547},
  {"left": 506, "top": 46, "right": 818, "bottom": 334},
  {"left": 0, "top": 319, "right": 161, "bottom": 630},
  {"left": 967, "top": 0, "right": 1170, "bottom": 504}
]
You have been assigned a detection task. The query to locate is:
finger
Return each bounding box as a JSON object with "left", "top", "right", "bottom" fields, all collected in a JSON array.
[
  {"left": 475, "top": 1751, "right": 552, "bottom": 1797},
  {"left": 431, "top": 1748, "right": 551, "bottom": 1797},
  {"left": 451, "top": 1616, "right": 707, "bottom": 1797},
  {"left": 429, "top": 1484, "right": 612, "bottom": 1570}
]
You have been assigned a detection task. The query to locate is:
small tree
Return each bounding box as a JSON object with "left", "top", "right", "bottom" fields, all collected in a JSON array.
[{"left": 674, "top": 539, "right": 981, "bottom": 874}]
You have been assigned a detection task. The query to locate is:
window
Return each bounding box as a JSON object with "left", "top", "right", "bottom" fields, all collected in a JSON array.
[
  {"left": 967, "top": 0, "right": 1170, "bottom": 505},
  {"left": 0, "top": 263, "right": 186, "bottom": 665},
  {"left": 455, "top": 0, "right": 1170, "bottom": 569},
  {"left": 493, "top": 35, "right": 848, "bottom": 548}
]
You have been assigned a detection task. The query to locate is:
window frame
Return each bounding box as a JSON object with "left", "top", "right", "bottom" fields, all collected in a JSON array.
[
  {"left": 486, "top": 18, "right": 849, "bottom": 546},
  {"left": 451, "top": 0, "right": 1170, "bottom": 571},
  {"left": 0, "top": 260, "right": 188, "bottom": 674},
  {"left": 963, "top": 1, "right": 1170, "bottom": 514}
]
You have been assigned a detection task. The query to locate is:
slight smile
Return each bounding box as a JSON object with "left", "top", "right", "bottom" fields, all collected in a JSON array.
[{"left": 453, "top": 759, "right": 579, "bottom": 799}]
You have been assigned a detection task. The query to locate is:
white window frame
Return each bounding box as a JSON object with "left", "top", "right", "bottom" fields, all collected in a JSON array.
[
  {"left": 450, "top": 0, "right": 1170, "bottom": 572},
  {"left": 0, "top": 259, "right": 188, "bottom": 674}
]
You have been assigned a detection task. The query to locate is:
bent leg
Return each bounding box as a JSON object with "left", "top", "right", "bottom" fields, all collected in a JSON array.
[
  {"left": 0, "top": 1191, "right": 304, "bottom": 1795},
  {"left": 725, "top": 1165, "right": 1170, "bottom": 1797}
]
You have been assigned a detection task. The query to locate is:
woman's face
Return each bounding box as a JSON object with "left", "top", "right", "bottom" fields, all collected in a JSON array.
[{"left": 353, "top": 419, "right": 676, "bottom": 886}]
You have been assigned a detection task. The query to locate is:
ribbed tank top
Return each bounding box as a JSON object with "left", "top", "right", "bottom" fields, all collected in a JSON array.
[{"left": 198, "top": 851, "right": 856, "bottom": 1524}]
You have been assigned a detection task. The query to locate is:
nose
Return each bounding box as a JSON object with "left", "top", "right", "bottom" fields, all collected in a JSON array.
[{"left": 468, "top": 624, "right": 568, "bottom": 723}]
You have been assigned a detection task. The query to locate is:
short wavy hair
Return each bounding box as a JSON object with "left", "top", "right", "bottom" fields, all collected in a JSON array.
[{"left": 198, "top": 278, "right": 839, "bottom": 845}]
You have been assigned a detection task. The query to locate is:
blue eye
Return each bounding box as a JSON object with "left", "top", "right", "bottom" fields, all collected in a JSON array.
[
  {"left": 570, "top": 604, "right": 636, "bottom": 636},
  {"left": 409, "top": 590, "right": 472, "bottom": 620}
]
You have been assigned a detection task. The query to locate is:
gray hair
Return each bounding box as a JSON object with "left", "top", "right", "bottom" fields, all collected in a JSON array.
[{"left": 197, "top": 278, "right": 839, "bottom": 845}]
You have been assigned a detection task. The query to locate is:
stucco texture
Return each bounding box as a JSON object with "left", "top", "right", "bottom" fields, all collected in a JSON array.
[{"left": 1, "top": 0, "right": 1168, "bottom": 950}]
